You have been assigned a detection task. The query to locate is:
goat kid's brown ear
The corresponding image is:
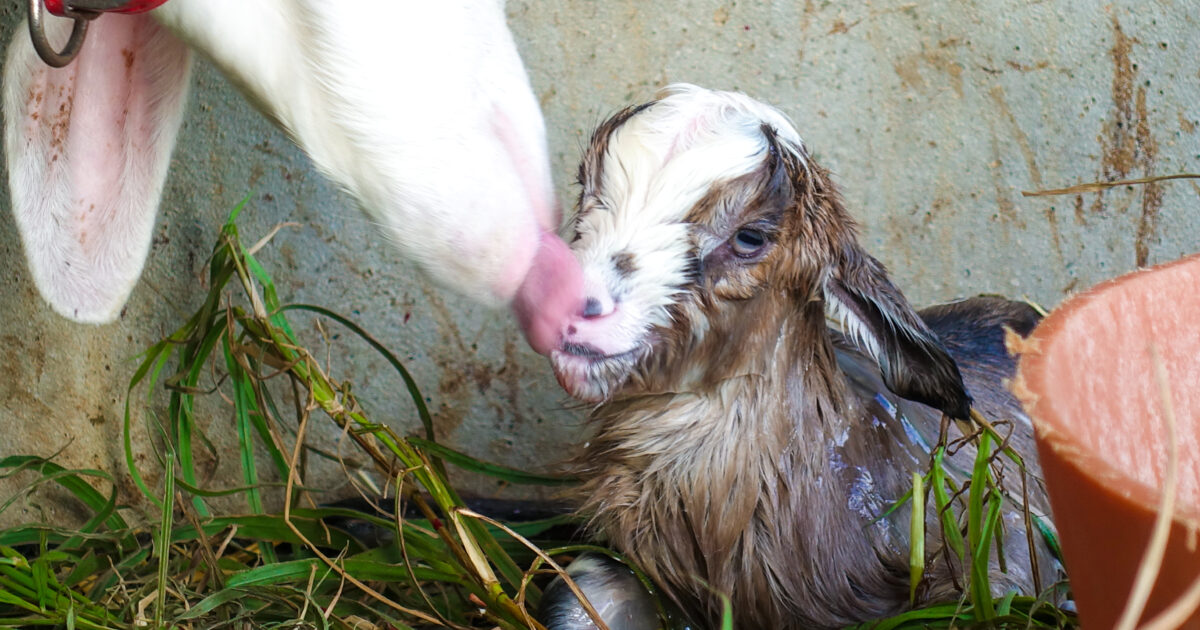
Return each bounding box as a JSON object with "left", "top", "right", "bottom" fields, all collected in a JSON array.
[{"left": 823, "top": 245, "right": 972, "bottom": 420}]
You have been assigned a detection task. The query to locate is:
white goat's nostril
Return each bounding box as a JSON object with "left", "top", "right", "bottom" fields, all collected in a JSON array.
[{"left": 583, "top": 297, "right": 604, "bottom": 318}]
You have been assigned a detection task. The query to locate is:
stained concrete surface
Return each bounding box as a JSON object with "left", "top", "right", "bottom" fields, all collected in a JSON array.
[{"left": 0, "top": 1, "right": 1197, "bottom": 527}]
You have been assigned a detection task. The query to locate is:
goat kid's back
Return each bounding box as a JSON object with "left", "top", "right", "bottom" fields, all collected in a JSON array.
[{"left": 544, "top": 85, "right": 1060, "bottom": 629}]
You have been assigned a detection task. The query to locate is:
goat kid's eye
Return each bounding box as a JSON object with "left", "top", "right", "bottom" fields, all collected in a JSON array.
[{"left": 730, "top": 228, "right": 768, "bottom": 257}]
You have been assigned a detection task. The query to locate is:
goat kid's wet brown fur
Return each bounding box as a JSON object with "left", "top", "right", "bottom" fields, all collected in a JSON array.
[{"left": 563, "top": 94, "right": 1059, "bottom": 629}]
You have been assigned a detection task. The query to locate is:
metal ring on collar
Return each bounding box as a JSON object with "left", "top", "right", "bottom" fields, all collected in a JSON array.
[{"left": 27, "top": 0, "right": 97, "bottom": 68}]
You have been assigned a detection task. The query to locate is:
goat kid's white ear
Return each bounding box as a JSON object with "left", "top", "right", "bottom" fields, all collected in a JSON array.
[
  {"left": 4, "top": 13, "right": 191, "bottom": 323},
  {"left": 823, "top": 247, "right": 972, "bottom": 420}
]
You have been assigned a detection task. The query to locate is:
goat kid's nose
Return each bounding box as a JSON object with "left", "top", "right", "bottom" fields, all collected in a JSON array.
[{"left": 581, "top": 294, "right": 616, "bottom": 319}]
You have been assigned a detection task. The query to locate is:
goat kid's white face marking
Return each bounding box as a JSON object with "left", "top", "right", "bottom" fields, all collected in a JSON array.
[{"left": 552, "top": 85, "right": 807, "bottom": 402}]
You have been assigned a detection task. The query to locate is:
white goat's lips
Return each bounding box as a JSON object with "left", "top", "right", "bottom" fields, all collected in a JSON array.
[{"left": 550, "top": 345, "right": 639, "bottom": 403}]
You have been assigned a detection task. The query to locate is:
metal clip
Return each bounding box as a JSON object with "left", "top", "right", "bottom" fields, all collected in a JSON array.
[{"left": 27, "top": 0, "right": 99, "bottom": 68}]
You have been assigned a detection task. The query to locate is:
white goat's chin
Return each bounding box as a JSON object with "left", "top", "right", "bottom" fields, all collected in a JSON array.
[{"left": 550, "top": 349, "right": 639, "bottom": 403}]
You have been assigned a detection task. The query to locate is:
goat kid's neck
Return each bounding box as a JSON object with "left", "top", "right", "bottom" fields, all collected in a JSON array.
[
  {"left": 582, "top": 296, "right": 915, "bottom": 627},
  {"left": 593, "top": 294, "right": 859, "bottom": 475}
]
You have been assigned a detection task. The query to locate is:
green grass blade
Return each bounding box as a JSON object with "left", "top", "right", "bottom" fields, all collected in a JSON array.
[
  {"left": 967, "top": 430, "right": 996, "bottom": 620},
  {"left": 168, "top": 316, "right": 230, "bottom": 518},
  {"left": 849, "top": 602, "right": 964, "bottom": 629},
  {"left": 1033, "top": 513, "right": 1063, "bottom": 562},
  {"left": 60, "top": 551, "right": 105, "bottom": 589},
  {"left": 224, "top": 193, "right": 253, "bottom": 226},
  {"left": 244, "top": 250, "right": 297, "bottom": 341},
  {"left": 996, "top": 589, "right": 1017, "bottom": 616},
  {"left": 277, "top": 304, "right": 436, "bottom": 442},
  {"left": 168, "top": 514, "right": 353, "bottom": 549},
  {"left": 224, "top": 556, "right": 466, "bottom": 588},
  {"left": 122, "top": 337, "right": 179, "bottom": 509},
  {"left": 719, "top": 591, "right": 734, "bottom": 630},
  {"left": 0, "top": 458, "right": 126, "bottom": 534},
  {"left": 31, "top": 549, "right": 49, "bottom": 612},
  {"left": 231, "top": 352, "right": 291, "bottom": 480},
  {"left": 153, "top": 456, "right": 174, "bottom": 629},
  {"left": 930, "top": 447, "right": 966, "bottom": 570},
  {"left": 223, "top": 342, "right": 264, "bottom": 516},
  {"left": 407, "top": 437, "right": 579, "bottom": 486},
  {"left": 909, "top": 470, "right": 924, "bottom": 605}
]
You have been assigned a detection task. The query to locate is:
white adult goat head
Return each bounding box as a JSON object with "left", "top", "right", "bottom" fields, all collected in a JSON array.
[{"left": 4, "top": 0, "right": 582, "bottom": 353}]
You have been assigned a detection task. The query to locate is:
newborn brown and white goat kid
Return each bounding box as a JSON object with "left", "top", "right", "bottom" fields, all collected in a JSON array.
[{"left": 546, "top": 85, "right": 1059, "bottom": 629}]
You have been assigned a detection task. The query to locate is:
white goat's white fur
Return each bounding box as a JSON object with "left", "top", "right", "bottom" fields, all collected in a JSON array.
[{"left": 5, "top": 0, "right": 554, "bottom": 322}]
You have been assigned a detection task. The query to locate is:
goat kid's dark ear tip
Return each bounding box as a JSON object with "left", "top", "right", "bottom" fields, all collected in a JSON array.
[
  {"left": 902, "top": 377, "right": 971, "bottom": 422},
  {"left": 935, "top": 363, "right": 972, "bottom": 421},
  {"left": 945, "top": 396, "right": 972, "bottom": 422}
]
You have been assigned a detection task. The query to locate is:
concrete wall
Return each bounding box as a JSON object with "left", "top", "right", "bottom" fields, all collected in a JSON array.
[{"left": 1, "top": 0, "right": 1197, "bottom": 526}]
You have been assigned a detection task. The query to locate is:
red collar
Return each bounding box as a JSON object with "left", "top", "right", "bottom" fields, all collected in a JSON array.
[{"left": 45, "top": 0, "right": 170, "bottom": 16}]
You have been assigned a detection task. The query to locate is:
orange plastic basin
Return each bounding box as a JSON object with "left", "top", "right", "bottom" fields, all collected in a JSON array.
[{"left": 1015, "top": 254, "right": 1200, "bottom": 628}]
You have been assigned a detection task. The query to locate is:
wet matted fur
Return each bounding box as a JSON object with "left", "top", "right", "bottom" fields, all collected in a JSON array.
[{"left": 548, "top": 85, "right": 1059, "bottom": 629}]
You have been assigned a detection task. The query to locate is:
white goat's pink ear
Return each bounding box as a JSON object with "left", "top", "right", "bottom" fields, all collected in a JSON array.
[{"left": 3, "top": 13, "right": 191, "bottom": 323}]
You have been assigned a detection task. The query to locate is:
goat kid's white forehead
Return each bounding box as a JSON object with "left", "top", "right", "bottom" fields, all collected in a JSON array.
[{"left": 579, "top": 85, "right": 806, "bottom": 250}]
